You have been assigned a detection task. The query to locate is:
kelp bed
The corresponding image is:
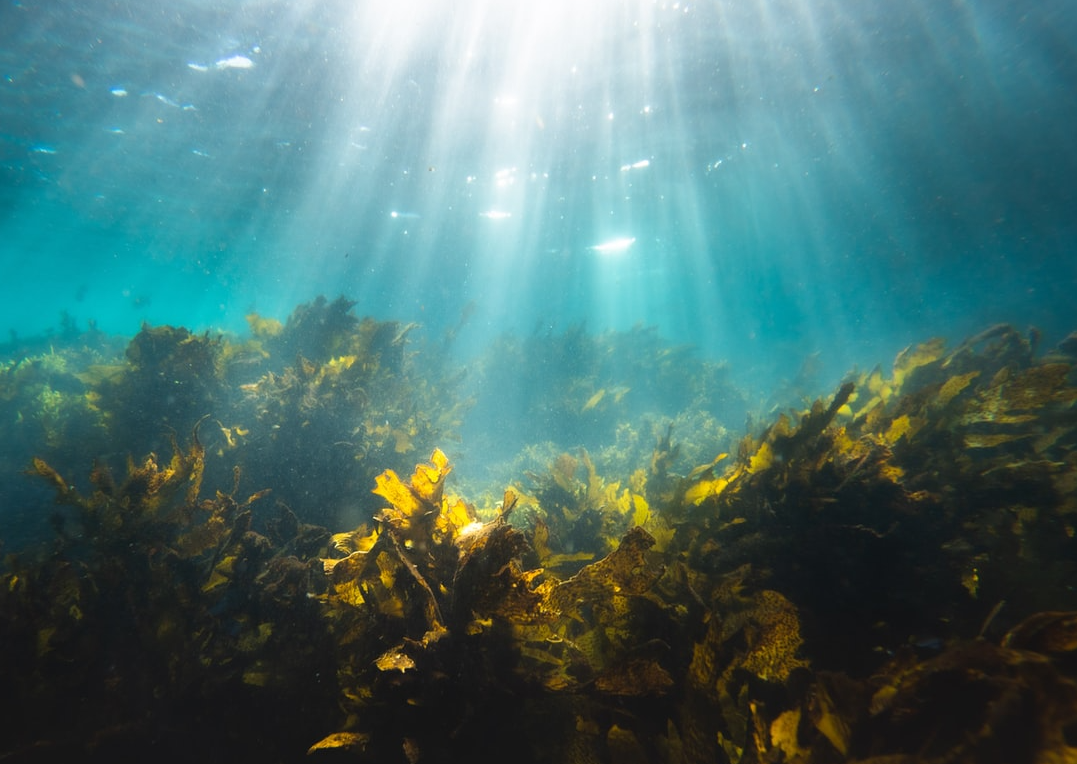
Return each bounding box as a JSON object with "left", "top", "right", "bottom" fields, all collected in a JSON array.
[{"left": 2, "top": 303, "right": 1077, "bottom": 764}]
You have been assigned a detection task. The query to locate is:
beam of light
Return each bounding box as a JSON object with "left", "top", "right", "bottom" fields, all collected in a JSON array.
[{"left": 263, "top": 0, "right": 678, "bottom": 334}]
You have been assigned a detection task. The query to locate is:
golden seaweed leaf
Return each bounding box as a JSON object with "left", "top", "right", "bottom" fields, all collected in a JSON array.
[
  {"left": 373, "top": 469, "right": 423, "bottom": 520},
  {"left": 865, "top": 366, "right": 891, "bottom": 398},
  {"left": 331, "top": 575, "right": 368, "bottom": 609},
  {"left": 499, "top": 487, "right": 519, "bottom": 519},
  {"left": 433, "top": 496, "right": 477, "bottom": 542},
  {"left": 964, "top": 432, "right": 1032, "bottom": 449},
  {"left": 769, "top": 710, "right": 806, "bottom": 760},
  {"left": 324, "top": 551, "right": 373, "bottom": 589},
  {"left": 331, "top": 526, "right": 380, "bottom": 555},
  {"left": 1003, "top": 363, "right": 1077, "bottom": 410},
  {"left": 629, "top": 493, "right": 650, "bottom": 528},
  {"left": 202, "top": 555, "right": 236, "bottom": 593},
  {"left": 683, "top": 480, "right": 719, "bottom": 507},
  {"left": 748, "top": 442, "right": 774, "bottom": 474},
  {"left": 376, "top": 550, "right": 398, "bottom": 593},
  {"left": 411, "top": 447, "right": 450, "bottom": 503},
  {"left": 544, "top": 552, "right": 596, "bottom": 571},
  {"left": 645, "top": 518, "right": 676, "bottom": 553},
  {"left": 937, "top": 370, "right": 981, "bottom": 408},
  {"left": 454, "top": 522, "right": 547, "bottom": 623},
  {"left": 719, "top": 589, "right": 809, "bottom": 683},
  {"left": 547, "top": 526, "right": 658, "bottom": 614},
  {"left": 961, "top": 364, "right": 1077, "bottom": 432},
  {"left": 375, "top": 645, "right": 417, "bottom": 672},
  {"left": 893, "top": 337, "right": 946, "bottom": 388},
  {"left": 884, "top": 414, "right": 912, "bottom": 444},
  {"left": 324, "top": 354, "right": 357, "bottom": 376},
  {"left": 307, "top": 732, "right": 371, "bottom": 755},
  {"left": 430, "top": 446, "right": 450, "bottom": 472},
  {"left": 1002, "top": 610, "right": 1077, "bottom": 653}
]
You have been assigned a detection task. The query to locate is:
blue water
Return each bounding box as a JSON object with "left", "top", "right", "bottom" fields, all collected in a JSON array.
[{"left": 2, "top": 1, "right": 1075, "bottom": 432}]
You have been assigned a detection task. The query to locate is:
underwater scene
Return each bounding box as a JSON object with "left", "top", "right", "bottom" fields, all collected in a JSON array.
[{"left": 2, "top": 1, "right": 1077, "bottom": 762}]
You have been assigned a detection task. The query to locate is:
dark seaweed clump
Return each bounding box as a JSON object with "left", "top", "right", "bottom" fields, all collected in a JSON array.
[{"left": 1, "top": 302, "right": 1077, "bottom": 764}]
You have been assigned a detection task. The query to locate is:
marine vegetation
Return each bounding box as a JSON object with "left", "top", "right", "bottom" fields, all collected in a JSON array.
[
  {"left": 463, "top": 323, "right": 747, "bottom": 480},
  {"left": 3, "top": 423, "right": 338, "bottom": 761},
  {"left": 1, "top": 296, "right": 468, "bottom": 536},
  {"left": 231, "top": 296, "right": 466, "bottom": 526},
  {"left": 2, "top": 314, "right": 1077, "bottom": 764}
]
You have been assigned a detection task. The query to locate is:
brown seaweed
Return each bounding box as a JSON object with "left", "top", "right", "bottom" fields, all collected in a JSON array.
[{"left": 2, "top": 318, "right": 1077, "bottom": 763}]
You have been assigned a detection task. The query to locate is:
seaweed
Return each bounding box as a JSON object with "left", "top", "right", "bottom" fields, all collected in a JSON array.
[
  {"left": 231, "top": 301, "right": 468, "bottom": 527},
  {"left": 462, "top": 323, "right": 746, "bottom": 479},
  {"left": 3, "top": 425, "right": 338, "bottom": 761},
  {"left": 5, "top": 297, "right": 470, "bottom": 533},
  {"left": 313, "top": 450, "right": 676, "bottom": 763},
  {"left": 90, "top": 325, "right": 229, "bottom": 458},
  {"left": 2, "top": 313, "right": 1077, "bottom": 763}
]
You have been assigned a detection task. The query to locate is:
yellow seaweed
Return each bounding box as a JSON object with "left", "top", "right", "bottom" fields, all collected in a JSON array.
[
  {"left": 748, "top": 442, "right": 774, "bottom": 474},
  {"left": 893, "top": 337, "right": 946, "bottom": 388},
  {"left": 684, "top": 477, "right": 730, "bottom": 505}
]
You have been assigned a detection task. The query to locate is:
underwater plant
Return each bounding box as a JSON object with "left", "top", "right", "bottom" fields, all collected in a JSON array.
[{"left": 2, "top": 312, "right": 1077, "bottom": 763}]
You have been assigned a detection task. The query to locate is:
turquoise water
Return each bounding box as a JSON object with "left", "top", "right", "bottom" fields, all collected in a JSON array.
[{"left": 5, "top": 0, "right": 1074, "bottom": 374}]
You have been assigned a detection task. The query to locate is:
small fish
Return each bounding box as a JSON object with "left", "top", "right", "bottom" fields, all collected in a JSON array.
[
  {"left": 110, "top": 87, "right": 128, "bottom": 97},
  {"left": 582, "top": 389, "right": 606, "bottom": 413},
  {"left": 390, "top": 322, "right": 420, "bottom": 346}
]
